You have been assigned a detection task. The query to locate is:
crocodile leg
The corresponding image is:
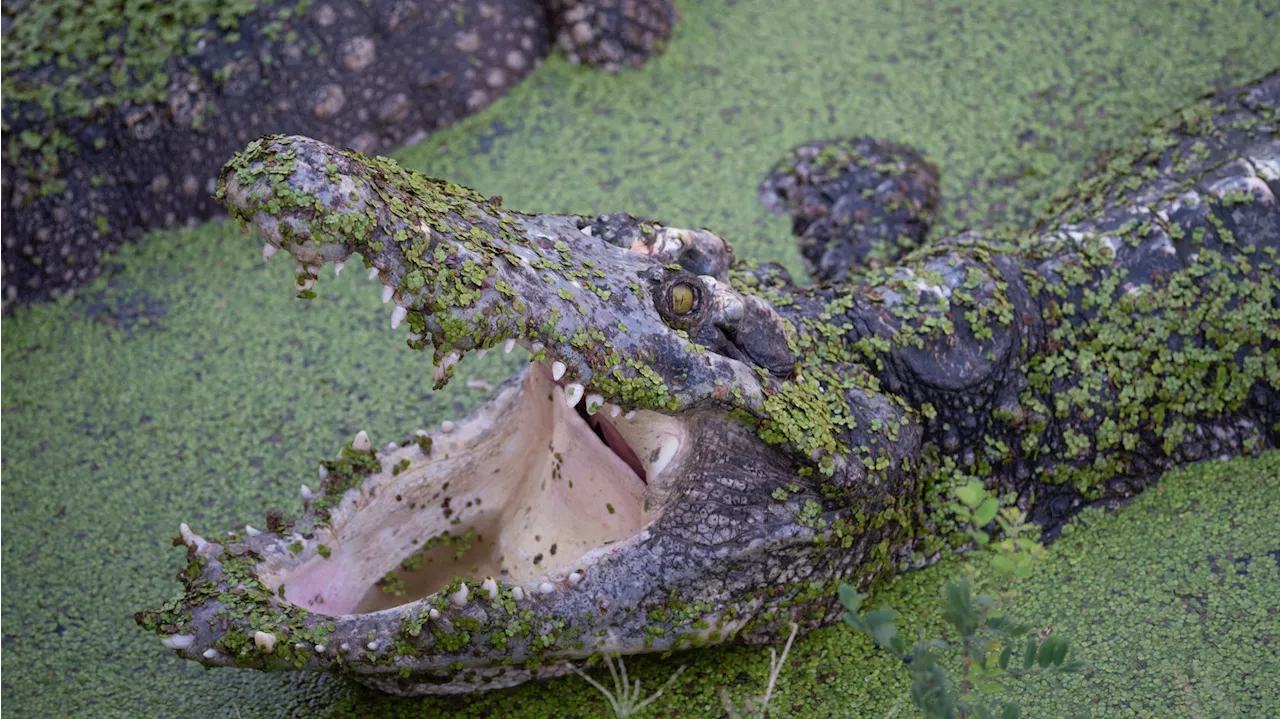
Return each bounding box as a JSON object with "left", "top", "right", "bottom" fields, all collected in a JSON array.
[{"left": 758, "top": 138, "right": 941, "bottom": 283}]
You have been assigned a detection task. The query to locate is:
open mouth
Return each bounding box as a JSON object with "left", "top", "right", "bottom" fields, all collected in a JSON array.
[{"left": 255, "top": 344, "right": 689, "bottom": 617}]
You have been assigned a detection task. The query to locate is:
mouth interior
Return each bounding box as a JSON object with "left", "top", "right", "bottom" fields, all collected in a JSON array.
[
  {"left": 261, "top": 360, "right": 688, "bottom": 616},
  {"left": 581, "top": 401, "right": 648, "bottom": 482}
]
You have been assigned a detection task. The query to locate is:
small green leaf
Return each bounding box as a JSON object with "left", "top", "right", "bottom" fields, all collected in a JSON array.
[
  {"left": 990, "top": 555, "right": 1016, "bottom": 575},
  {"left": 889, "top": 635, "right": 907, "bottom": 655},
  {"left": 974, "top": 497, "right": 1000, "bottom": 526},
  {"left": 954, "top": 480, "right": 985, "bottom": 509},
  {"left": 1038, "top": 635, "right": 1068, "bottom": 668},
  {"left": 838, "top": 584, "right": 865, "bottom": 613},
  {"left": 870, "top": 618, "right": 899, "bottom": 653}
]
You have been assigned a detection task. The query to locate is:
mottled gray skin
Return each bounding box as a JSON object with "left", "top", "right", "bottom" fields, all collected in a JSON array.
[
  {"left": 1, "top": 0, "right": 677, "bottom": 307},
  {"left": 758, "top": 138, "right": 941, "bottom": 282},
  {"left": 137, "top": 73, "right": 1278, "bottom": 695}
]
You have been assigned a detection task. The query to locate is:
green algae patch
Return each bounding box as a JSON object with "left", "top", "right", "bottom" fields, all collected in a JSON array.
[
  {"left": 1, "top": 0, "right": 310, "bottom": 183},
  {"left": 3, "top": 0, "right": 1280, "bottom": 716}
]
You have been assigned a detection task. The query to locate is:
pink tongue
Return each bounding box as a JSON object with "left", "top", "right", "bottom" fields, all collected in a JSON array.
[{"left": 592, "top": 415, "right": 648, "bottom": 484}]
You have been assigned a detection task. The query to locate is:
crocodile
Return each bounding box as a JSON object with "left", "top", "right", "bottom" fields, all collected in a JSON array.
[
  {"left": 1, "top": 0, "right": 677, "bottom": 307},
  {"left": 136, "top": 71, "right": 1280, "bottom": 696}
]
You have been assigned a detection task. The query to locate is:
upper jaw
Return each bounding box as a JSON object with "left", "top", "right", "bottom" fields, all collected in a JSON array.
[{"left": 218, "top": 134, "right": 768, "bottom": 414}]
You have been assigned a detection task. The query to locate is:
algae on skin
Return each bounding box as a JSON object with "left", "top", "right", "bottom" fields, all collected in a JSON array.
[{"left": 2, "top": 0, "right": 1280, "bottom": 716}]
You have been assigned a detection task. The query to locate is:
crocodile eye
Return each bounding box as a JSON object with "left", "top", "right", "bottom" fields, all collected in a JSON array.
[
  {"left": 670, "top": 284, "right": 695, "bottom": 315},
  {"left": 654, "top": 275, "right": 707, "bottom": 328}
]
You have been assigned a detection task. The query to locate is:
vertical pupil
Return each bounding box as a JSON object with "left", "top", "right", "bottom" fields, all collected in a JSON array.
[{"left": 672, "top": 285, "right": 694, "bottom": 314}]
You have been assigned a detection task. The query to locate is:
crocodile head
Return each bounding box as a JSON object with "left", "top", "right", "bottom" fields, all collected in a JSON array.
[{"left": 136, "top": 136, "right": 918, "bottom": 695}]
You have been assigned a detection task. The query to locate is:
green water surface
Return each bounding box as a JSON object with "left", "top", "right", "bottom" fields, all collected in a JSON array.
[{"left": 3, "top": 0, "right": 1278, "bottom": 716}]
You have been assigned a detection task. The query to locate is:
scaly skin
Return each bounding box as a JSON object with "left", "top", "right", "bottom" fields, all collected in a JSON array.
[
  {"left": 1, "top": 0, "right": 677, "bottom": 307},
  {"left": 136, "top": 71, "right": 1279, "bottom": 695}
]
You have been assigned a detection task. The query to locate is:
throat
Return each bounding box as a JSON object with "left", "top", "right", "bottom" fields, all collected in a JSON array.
[{"left": 578, "top": 402, "right": 648, "bottom": 483}]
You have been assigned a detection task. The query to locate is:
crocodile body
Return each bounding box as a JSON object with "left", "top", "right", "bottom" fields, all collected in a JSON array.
[
  {"left": 136, "top": 71, "right": 1279, "bottom": 696},
  {"left": 1, "top": 0, "right": 676, "bottom": 307}
]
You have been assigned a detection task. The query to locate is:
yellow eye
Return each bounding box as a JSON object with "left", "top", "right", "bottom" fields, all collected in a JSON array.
[{"left": 671, "top": 284, "right": 695, "bottom": 314}]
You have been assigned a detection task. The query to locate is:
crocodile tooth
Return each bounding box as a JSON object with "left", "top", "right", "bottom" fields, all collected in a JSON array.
[
  {"left": 564, "top": 383, "right": 584, "bottom": 408},
  {"left": 538, "top": 582, "right": 555, "bottom": 595},
  {"left": 300, "top": 484, "right": 313, "bottom": 500},
  {"left": 551, "top": 361, "right": 567, "bottom": 381},
  {"left": 366, "top": 641, "right": 378, "bottom": 651},
  {"left": 390, "top": 305, "right": 407, "bottom": 329},
  {"left": 504, "top": 338, "right": 517, "bottom": 353},
  {"left": 625, "top": 410, "right": 637, "bottom": 420},
  {"left": 433, "top": 365, "right": 444, "bottom": 382},
  {"left": 481, "top": 576, "right": 499, "bottom": 600},
  {"left": 408, "top": 333, "right": 422, "bottom": 342},
  {"left": 179, "top": 523, "right": 209, "bottom": 554},
  {"left": 263, "top": 243, "right": 277, "bottom": 261},
  {"left": 317, "top": 464, "right": 329, "bottom": 481},
  {"left": 608, "top": 404, "right": 621, "bottom": 418},
  {"left": 161, "top": 634, "right": 194, "bottom": 650},
  {"left": 428, "top": 608, "right": 440, "bottom": 620},
  {"left": 568, "top": 572, "right": 583, "bottom": 585},
  {"left": 314, "top": 644, "right": 326, "bottom": 653},
  {"left": 352, "top": 430, "right": 372, "bottom": 451},
  {"left": 585, "top": 394, "right": 603, "bottom": 415},
  {"left": 333, "top": 260, "right": 345, "bottom": 276},
  {"left": 202, "top": 648, "right": 219, "bottom": 659},
  {"left": 383, "top": 442, "right": 398, "bottom": 451},
  {"left": 367, "top": 268, "right": 380, "bottom": 281},
  {"left": 441, "top": 420, "right": 456, "bottom": 433},
  {"left": 450, "top": 583, "right": 470, "bottom": 607},
  {"left": 254, "top": 631, "right": 276, "bottom": 653},
  {"left": 510, "top": 586, "right": 525, "bottom": 602},
  {"left": 381, "top": 285, "right": 394, "bottom": 304},
  {"left": 476, "top": 348, "right": 488, "bottom": 359},
  {"left": 244, "top": 525, "right": 261, "bottom": 536}
]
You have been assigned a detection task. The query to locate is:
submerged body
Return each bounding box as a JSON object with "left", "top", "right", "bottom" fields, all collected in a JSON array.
[
  {"left": 137, "top": 72, "right": 1279, "bottom": 695},
  {"left": 1, "top": 0, "right": 677, "bottom": 306}
]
